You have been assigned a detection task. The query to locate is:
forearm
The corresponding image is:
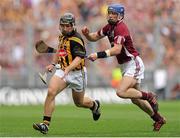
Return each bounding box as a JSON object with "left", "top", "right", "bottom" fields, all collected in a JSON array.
[
  {"left": 66, "top": 56, "right": 82, "bottom": 71},
  {"left": 52, "top": 52, "right": 59, "bottom": 64},
  {"left": 96, "top": 44, "right": 122, "bottom": 58},
  {"left": 85, "top": 32, "right": 102, "bottom": 42}
]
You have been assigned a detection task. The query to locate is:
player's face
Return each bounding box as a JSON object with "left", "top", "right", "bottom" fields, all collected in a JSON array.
[
  {"left": 107, "top": 11, "right": 119, "bottom": 23},
  {"left": 59, "top": 24, "right": 73, "bottom": 35}
]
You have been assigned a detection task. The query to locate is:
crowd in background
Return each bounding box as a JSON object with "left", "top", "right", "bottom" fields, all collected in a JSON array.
[{"left": 0, "top": 0, "right": 179, "bottom": 99}]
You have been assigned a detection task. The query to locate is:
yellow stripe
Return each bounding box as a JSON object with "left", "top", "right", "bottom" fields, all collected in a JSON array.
[
  {"left": 66, "top": 41, "right": 73, "bottom": 65},
  {"left": 62, "top": 57, "right": 67, "bottom": 67},
  {"left": 81, "top": 59, "right": 85, "bottom": 67},
  {"left": 69, "top": 37, "right": 84, "bottom": 46}
]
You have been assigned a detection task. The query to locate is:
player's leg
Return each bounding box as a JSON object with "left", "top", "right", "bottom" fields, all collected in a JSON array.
[
  {"left": 134, "top": 84, "right": 166, "bottom": 131},
  {"left": 33, "top": 75, "right": 68, "bottom": 134},
  {"left": 116, "top": 77, "right": 166, "bottom": 131},
  {"left": 116, "top": 76, "right": 142, "bottom": 98},
  {"left": 72, "top": 90, "right": 92, "bottom": 108},
  {"left": 119, "top": 77, "right": 166, "bottom": 131},
  {"left": 115, "top": 75, "right": 158, "bottom": 112},
  {"left": 115, "top": 76, "right": 154, "bottom": 121},
  {"left": 117, "top": 56, "right": 160, "bottom": 113},
  {"left": 131, "top": 84, "right": 154, "bottom": 116},
  {"left": 131, "top": 100, "right": 154, "bottom": 115},
  {"left": 115, "top": 58, "right": 166, "bottom": 131},
  {"left": 116, "top": 76, "right": 159, "bottom": 108},
  {"left": 131, "top": 97, "right": 166, "bottom": 131},
  {"left": 44, "top": 75, "right": 67, "bottom": 118},
  {"left": 131, "top": 84, "right": 164, "bottom": 122},
  {"left": 115, "top": 75, "right": 154, "bottom": 113},
  {"left": 70, "top": 67, "right": 101, "bottom": 121},
  {"left": 72, "top": 90, "right": 101, "bottom": 121},
  {"left": 126, "top": 81, "right": 166, "bottom": 131}
]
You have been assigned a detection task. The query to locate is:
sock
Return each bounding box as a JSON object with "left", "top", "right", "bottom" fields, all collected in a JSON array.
[
  {"left": 43, "top": 116, "right": 51, "bottom": 126},
  {"left": 141, "top": 91, "right": 149, "bottom": 100},
  {"left": 90, "top": 101, "right": 95, "bottom": 111},
  {"left": 151, "top": 112, "right": 161, "bottom": 122}
]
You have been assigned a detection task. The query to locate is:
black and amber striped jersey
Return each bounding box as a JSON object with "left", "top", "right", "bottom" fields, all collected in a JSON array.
[{"left": 57, "top": 31, "right": 86, "bottom": 70}]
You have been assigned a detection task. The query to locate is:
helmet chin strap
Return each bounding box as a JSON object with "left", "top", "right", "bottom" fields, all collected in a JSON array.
[
  {"left": 108, "top": 14, "right": 123, "bottom": 25},
  {"left": 108, "top": 19, "right": 117, "bottom": 25},
  {"left": 61, "top": 28, "right": 76, "bottom": 36}
]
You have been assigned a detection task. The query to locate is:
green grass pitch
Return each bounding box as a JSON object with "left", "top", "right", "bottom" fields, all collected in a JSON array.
[{"left": 0, "top": 101, "right": 180, "bottom": 137}]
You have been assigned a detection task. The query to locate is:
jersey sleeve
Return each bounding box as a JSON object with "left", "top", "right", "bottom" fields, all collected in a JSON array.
[
  {"left": 70, "top": 37, "right": 86, "bottom": 58},
  {"left": 97, "top": 24, "right": 109, "bottom": 36}
]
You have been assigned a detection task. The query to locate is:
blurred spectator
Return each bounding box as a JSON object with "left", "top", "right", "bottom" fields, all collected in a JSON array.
[
  {"left": 111, "top": 68, "right": 122, "bottom": 89},
  {"left": 170, "top": 84, "right": 180, "bottom": 100},
  {"left": 0, "top": 0, "right": 179, "bottom": 98},
  {"left": 153, "top": 66, "right": 167, "bottom": 99}
]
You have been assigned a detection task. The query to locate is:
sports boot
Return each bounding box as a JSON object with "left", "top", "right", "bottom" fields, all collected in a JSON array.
[
  {"left": 92, "top": 100, "right": 101, "bottom": 121},
  {"left": 33, "top": 123, "right": 49, "bottom": 134},
  {"left": 153, "top": 116, "right": 166, "bottom": 131}
]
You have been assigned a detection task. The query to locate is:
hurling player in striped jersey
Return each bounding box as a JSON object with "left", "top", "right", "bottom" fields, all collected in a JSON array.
[{"left": 33, "top": 13, "right": 101, "bottom": 134}]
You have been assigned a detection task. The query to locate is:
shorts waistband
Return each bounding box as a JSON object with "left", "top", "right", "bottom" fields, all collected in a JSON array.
[
  {"left": 55, "top": 64, "right": 85, "bottom": 72},
  {"left": 57, "top": 67, "right": 85, "bottom": 72}
]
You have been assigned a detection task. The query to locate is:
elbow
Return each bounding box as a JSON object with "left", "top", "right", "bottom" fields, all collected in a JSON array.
[
  {"left": 85, "top": 37, "right": 95, "bottom": 42},
  {"left": 91, "top": 39, "right": 98, "bottom": 42},
  {"left": 87, "top": 36, "right": 98, "bottom": 42},
  {"left": 89, "top": 33, "right": 99, "bottom": 42},
  {"left": 114, "top": 48, "right": 121, "bottom": 55}
]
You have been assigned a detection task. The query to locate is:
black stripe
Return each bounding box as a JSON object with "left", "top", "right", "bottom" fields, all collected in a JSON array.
[
  {"left": 60, "top": 58, "right": 65, "bottom": 70},
  {"left": 65, "top": 55, "right": 70, "bottom": 66}
]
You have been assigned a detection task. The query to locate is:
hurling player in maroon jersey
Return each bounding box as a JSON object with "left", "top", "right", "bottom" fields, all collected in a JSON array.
[{"left": 82, "top": 4, "right": 166, "bottom": 131}]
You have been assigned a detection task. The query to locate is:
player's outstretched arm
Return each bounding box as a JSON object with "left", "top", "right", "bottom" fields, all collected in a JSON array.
[
  {"left": 88, "top": 43, "right": 122, "bottom": 61},
  {"left": 81, "top": 26, "right": 103, "bottom": 42}
]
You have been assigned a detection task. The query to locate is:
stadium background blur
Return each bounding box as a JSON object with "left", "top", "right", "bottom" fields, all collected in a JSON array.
[{"left": 0, "top": 0, "right": 180, "bottom": 101}]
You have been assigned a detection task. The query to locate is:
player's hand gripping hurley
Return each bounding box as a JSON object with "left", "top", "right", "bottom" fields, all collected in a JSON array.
[{"left": 38, "top": 64, "right": 56, "bottom": 85}]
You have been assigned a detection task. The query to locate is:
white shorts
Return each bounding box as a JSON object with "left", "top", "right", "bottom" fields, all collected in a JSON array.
[
  {"left": 120, "top": 56, "right": 145, "bottom": 83},
  {"left": 54, "top": 67, "right": 87, "bottom": 92}
]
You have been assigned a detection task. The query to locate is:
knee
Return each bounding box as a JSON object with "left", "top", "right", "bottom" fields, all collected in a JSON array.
[
  {"left": 131, "top": 99, "right": 138, "bottom": 105},
  {"left": 126, "top": 88, "right": 135, "bottom": 93},
  {"left": 116, "top": 89, "right": 125, "bottom": 98},
  {"left": 47, "top": 87, "right": 57, "bottom": 98}
]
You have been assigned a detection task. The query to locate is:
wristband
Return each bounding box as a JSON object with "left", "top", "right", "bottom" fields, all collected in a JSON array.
[
  {"left": 105, "top": 49, "right": 110, "bottom": 57},
  {"left": 97, "top": 51, "right": 107, "bottom": 58},
  {"left": 97, "top": 50, "right": 111, "bottom": 58},
  {"left": 47, "top": 47, "right": 54, "bottom": 53}
]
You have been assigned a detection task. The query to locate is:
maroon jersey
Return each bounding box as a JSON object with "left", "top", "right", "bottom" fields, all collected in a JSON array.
[{"left": 97, "top": 21, "right": 139, "bottom": 64}]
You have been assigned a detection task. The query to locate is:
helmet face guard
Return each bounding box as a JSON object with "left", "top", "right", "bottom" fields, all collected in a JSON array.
[
  {"left": 107, "top": 4, "right": 125, "bottom": 25},
  {"left": 59, "top": 13, "right": 76, "bottom": 36}
]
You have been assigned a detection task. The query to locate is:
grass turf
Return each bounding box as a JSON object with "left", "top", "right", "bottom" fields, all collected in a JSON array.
[{"left": 0, "top": 101, "right": 180, "bottom": 137}]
